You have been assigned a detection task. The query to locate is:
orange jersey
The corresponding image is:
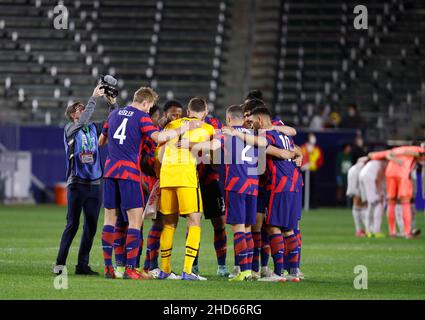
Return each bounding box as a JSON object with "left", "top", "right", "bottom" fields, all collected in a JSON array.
[
  {"left": 385, "top": 146, "right": 425, "bottom": 178},
  {"left": 369, "top": 150, "right": 390, "bottom": 161}
]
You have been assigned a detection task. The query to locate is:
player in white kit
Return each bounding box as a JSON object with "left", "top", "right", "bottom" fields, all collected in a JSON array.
[
  {"left": 358, "top": 157, "right": 387, "bottom": 238},
  {"left": 346, "top": 157, "right": 368, "bottom": 237}
]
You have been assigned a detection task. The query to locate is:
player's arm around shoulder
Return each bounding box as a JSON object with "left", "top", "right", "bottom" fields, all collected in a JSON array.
[
  {"left": 266, "top": 145, "right": 295, "bottom": 159},
  {"left": 151, "top": 118, "right": 202, "bottom": 145},
  {"left": 272, "top": 124, "right": 297, "bottom": 136},
  {"left": 222, "top": 126, "right": 267, "bottom": 147}
]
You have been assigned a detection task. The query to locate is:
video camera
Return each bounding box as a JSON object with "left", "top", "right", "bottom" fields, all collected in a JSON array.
[{"left": 99, "top": 75, "right": 119, "bottom": 98}]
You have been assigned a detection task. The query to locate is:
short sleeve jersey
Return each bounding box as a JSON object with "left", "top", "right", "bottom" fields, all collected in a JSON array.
[
  {"left": 102, "top": 106, "right": 156, "bottom": 182},
  {"left": 265, "top": 130, "right": 299, "bottom": 193},
  {"left": 222, "top": 126, "right": 259, "bottom": 195}
]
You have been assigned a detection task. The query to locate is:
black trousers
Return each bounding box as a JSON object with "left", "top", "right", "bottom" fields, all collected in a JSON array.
[{"left": 56, "top": 184, "right": 101, "bottom": 266}]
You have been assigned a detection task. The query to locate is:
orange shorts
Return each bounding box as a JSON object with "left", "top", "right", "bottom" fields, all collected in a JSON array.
[{"left": 385, "top": 176, "right": 413, "bottom": 200}]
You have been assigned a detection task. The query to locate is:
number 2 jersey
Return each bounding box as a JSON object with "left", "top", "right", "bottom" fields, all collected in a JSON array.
[
  {"left": 102, "top": 105, "right": 157, "bottom": 182},
  {"left": 222, "top": 126, "right": 259, "bottom": 195}
]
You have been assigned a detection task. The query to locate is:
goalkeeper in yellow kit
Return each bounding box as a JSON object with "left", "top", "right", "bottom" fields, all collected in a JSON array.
[{"left": 157, "top": 97, "right": 220, "bottom": 280}]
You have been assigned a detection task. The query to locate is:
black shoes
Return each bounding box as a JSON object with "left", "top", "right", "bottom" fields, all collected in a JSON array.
[{"left": 75, "top": 265, "right": 99, "bottom": 276}]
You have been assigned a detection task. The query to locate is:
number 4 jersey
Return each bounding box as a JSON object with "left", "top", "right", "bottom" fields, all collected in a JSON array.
[{"left": 102, "top": 106, "right": 157, "bottom": 182}]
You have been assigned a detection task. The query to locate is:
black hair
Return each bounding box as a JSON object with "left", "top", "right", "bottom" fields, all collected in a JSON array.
[
  {"left": 246, "top": 89, "right": 263, "bottom": 101},
  {"left": 243, "top": 98, "right": 266, "bottom": 114},
  {"left": 342, "top": 143, "right": 352, "bottom": 150},
  {"left": 163, "top": 100, "right": 183, "bottom": 112},
  {"left": 250, "top": 106, "right": 271, "bottom": 118},
  {"left": 149, "top": 104, "right": 160, "bottom": 117}
]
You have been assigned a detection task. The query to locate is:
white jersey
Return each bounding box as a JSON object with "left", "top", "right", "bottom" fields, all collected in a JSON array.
[
  {"left": 358, "top": 160, "right": 386, "bottom": 203},
  {"left": 346, "top": 162, "right": 365, "bottom": 198}
]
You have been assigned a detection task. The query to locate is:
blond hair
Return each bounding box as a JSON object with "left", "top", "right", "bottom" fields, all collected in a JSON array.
[{"left": 133, "top": 86, "right": 158, "bottom": 104}]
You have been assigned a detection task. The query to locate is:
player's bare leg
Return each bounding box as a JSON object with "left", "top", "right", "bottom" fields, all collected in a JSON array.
[
  {"left": 102, "top": 208, "right": 118, "bottom": 278},
  {"left": 158, "top": 213, "right": 179, "bottom": 279},
  {"left": 181, "top": 212, "right": 204, "bottom": 280}
]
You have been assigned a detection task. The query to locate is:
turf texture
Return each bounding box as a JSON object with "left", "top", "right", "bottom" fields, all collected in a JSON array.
[{"left": 0, "top": 205, "right": 424, "bottom": 300}]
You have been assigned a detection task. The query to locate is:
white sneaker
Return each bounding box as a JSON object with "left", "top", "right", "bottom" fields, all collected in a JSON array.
[
  {"left": 197, "top": 274, "right": 208, "bottom": 281},
  {"left": 285, "top": 273, "right": 301, "bottom": 282},
  {"left": 260, "top": 266, "right": 273, "bottom": 278},
  {"left": 228, "top": 266, "right": 241, "bottom": 279},
  {"left": 258, "top": 273, "right": 287, "bottom": 282},
  {"left": 168, "top": 271, "right": 182, "bottom": 280},
  {"left": 296, "top": 270, "right": 305, "bottom": 280},
  {"left": 148, "top": 268, "right": 161, "bottom": 279}
]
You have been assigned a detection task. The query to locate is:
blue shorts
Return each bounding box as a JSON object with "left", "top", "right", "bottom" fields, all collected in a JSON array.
[
  {"left": 225, "top": 191, "right": 257, "bottom": 225},
  {"left": 294, "top": 191, "right": 302, "bottom": 221},
  {"left": 257, "top": 189, "right": 270, "bottom": 214},
  {"left": 103, "top": 178, "right": 144, "bottom": 211},
  {"left": 265, "top": 191, "right": 300, "bottom": 229}
]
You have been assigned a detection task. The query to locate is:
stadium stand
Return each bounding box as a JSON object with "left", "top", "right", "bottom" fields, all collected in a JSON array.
[
  {"left": 273, "top": 0, "right": 425, "bottom": 140},
  {"left": 0, "top": 0, "right": 231, "bottom": 123},
  {"left": 0, "top": 0, "right": 424, "bottom": 140}
]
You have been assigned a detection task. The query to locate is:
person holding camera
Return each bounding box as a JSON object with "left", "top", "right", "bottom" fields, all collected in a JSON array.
[{"left": 53, "top": 84, "right": 118, "bottom": 276}]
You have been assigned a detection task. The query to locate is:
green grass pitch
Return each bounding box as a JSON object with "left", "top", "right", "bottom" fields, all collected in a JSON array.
[{"left": 0, "top": 205, "right": 424, "bottom": 300}]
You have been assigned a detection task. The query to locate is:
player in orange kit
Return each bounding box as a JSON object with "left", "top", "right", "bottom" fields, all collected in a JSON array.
[{"left": 374, "top": 144, "right": 425, "bottom": 239}]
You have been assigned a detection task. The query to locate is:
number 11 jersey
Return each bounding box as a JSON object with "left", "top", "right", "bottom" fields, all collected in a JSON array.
[{"left": 102, "top": 106, "right": 157, "bottom": 182}]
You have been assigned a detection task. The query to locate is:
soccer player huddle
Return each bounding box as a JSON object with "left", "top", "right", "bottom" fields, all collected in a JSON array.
[
  {"left": 347, "top": 144, "right": 425, "bottom": 239},
  {"left": 98, "top": 87, "right": 304, "bottom": 282}
]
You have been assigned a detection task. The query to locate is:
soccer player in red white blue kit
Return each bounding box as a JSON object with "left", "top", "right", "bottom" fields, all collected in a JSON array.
[
  {"left": 98, "top": 87, "right": 200, "bottom": 280},
  {"left": 221, "top": 105, "right": 265, "bottom": 281},
  {"left": 249, "top": 107, "right": 303, "bottom": 282}
]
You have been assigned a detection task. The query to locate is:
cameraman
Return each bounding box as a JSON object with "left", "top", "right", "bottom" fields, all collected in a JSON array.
[{"left": 53, "top": 84, "right": 118, "bottom": 276}]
